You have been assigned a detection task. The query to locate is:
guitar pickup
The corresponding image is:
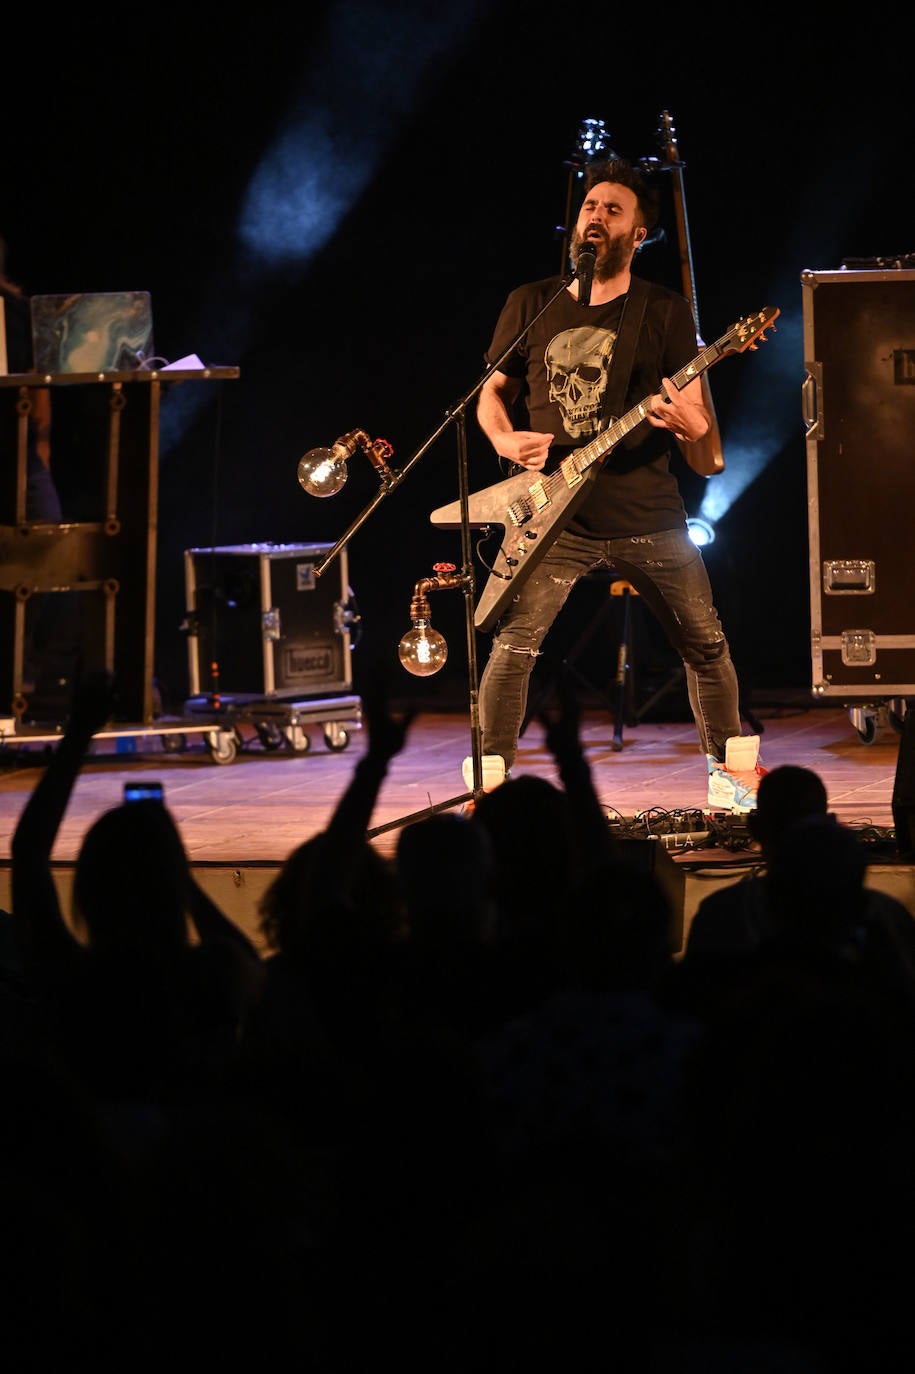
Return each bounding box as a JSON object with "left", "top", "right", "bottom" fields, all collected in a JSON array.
[
  {"left": 559, "top": 455, "right": 584, "bottom": 487},
  {"left": 529, "top": 478, "right": 550, "bottom": 511}
]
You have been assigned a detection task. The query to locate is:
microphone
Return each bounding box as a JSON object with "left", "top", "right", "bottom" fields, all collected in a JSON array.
[{"left": 576, "top": 239, "right": 597, "bottom": 306}]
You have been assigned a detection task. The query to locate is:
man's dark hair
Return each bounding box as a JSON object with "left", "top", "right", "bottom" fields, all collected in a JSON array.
[{"left": 581, "top": 157, "right": 659, "bottom": 233}]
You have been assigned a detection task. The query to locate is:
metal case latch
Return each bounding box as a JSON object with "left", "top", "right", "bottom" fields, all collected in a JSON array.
[{"left": 841, "top": 630, "right": 877, "bottom": 666}]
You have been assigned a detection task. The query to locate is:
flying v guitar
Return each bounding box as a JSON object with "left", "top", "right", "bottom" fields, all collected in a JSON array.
[{"left": 430, "top": 307, "right": 779, "bottom": 633}]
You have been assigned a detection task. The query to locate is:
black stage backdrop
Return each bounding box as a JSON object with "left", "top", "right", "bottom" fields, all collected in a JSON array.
[{"left": 2, "top": 7, "right": 909, "bottom": 714}]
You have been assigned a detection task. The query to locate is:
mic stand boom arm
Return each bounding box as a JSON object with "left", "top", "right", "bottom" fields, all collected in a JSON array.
[
  {"left": 310, "top": 263, "right": 579, "bottom": 581},
  {"left": 309, "top": 267, "right": 578, "bottom": 834}
]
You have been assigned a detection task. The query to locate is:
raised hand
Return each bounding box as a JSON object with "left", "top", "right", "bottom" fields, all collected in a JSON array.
[
  {"left": 66, "top": 669, "right": 117, "bottom": 739},
  {"left": 539, "top": 670, "right": 585, "bottom": 768},
  {"left": 361, "top": 677, "right": 417, "bottom": 765}
]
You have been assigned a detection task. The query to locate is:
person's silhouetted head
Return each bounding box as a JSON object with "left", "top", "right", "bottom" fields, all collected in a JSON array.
[
  {"left": 748, "top": 764, "right": 829, "bottom": 855},
  {"left": 471, "top": 774, "right": 575, "bottom": 938},
  {"left": 258, "top": 832, "right": 403, "bottom": 964},
  {"left": 73, "top": 800, "right": 191, "bottom": 961},
  {"left": 396, "top": 811, "right": 495, "bottom": 946}
]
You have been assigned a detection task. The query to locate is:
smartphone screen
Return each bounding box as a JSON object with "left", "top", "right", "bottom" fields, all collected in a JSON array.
[{"left": 123, "top": 781, "right": 164, "bottom": 803}]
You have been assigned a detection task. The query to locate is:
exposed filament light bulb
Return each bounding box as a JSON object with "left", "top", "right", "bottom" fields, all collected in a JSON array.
[
  {"left": 398, "top": 618, "right": 448, "bottom": 677},
  {"left": 397, "top": 564, "right": 464, "bottom": 678},
  {"left": 297, "top": 428, "right": 396, "bottom": 498},
  {"left": 297, "top": 446, "right": 349, "bottom": 497}
]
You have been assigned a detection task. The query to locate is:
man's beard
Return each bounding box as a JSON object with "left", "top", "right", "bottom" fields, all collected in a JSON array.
[{"left": 572, "top": 226, "right": 640, "bottom": 281}]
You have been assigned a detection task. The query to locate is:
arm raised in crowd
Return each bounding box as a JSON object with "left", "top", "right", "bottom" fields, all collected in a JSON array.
[
  {"left": 538, "top": 675, "right": 617, "bottom": 871},
  {"left": 11, "top": 670, "right": 114, "bottom": 971}
]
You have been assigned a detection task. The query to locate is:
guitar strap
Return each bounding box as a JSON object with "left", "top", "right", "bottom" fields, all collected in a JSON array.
[{"left": 601, "top": 274, "right": 649, "bottom": 428}]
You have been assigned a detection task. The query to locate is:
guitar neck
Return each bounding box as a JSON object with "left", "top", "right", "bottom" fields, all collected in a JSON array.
[{"left": 572, "top": 336, "right": 724, "bottom": 478}]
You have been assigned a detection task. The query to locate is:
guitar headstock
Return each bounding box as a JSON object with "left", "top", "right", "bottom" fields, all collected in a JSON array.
[
  {"left": 723, "top": 307, "right": 781, "bottom": 354},
  {"left": 658, "top": 110, "right": 682, "bottom": 166},
  {"left": 564, "top": 116, "right": 617, "bottom": 172}
]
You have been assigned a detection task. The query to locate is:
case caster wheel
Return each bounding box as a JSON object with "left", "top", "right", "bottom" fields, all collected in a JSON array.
[
  {"left": 255, "top": 722, "right": 284, "bottom": 751},
  {"left": 161, "top": 733, "right": 187, "bottom": 753},
  {"left": 284, "top": 725, "right": 311, "bottom": 753},
  {"left": 324, "top": 722, "right": 350, "bottom": 752},
  {"left": 849, "top": 704, "right": 880, "bottom": 745},
  {"left": 206, "top": 728, "right": 239, "bottom": 764},
  {"left": 855, "top": 717, "right": 878, "bottom": 746},
  {"left": 889, "top": 699, "right": 909, "bottom": 735}
]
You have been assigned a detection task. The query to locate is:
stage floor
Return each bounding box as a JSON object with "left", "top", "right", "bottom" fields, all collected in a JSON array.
[{"left": 2, "top": 693, "right": 912, "bottom": 949}]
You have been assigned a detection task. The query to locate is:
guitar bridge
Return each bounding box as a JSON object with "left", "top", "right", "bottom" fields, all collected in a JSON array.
[{"left": 508, "top": 477, "right": 552, "bottom": 527}]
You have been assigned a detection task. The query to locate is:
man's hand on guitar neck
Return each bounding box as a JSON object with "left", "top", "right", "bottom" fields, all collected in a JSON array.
[{"left": 642, "top": 375, "right": 711, "bottom": 446}]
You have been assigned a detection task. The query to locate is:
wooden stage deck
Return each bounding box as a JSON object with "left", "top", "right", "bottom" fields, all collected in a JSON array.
[{"left": 2, "top": 693, "right": 913, "bottom": 951}]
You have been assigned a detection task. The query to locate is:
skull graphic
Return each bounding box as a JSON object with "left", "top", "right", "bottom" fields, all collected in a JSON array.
[{"left": 544, "top": 326, "right": 616, "bottom": 439}]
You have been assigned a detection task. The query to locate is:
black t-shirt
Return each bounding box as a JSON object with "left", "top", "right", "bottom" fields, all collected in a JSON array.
[{"left": 482, "top": 273, "right": 699, "bottom": 539}]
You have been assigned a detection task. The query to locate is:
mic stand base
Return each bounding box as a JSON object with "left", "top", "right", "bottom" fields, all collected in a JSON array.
[{"left": 367, "top": 789, "right": 475, "bottom": 838}]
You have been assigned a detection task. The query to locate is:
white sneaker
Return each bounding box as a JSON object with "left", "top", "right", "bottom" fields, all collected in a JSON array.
[
  {"left": 462, "top": 754, "right": 506, "bottom": 793},
  {"left": 707, "top": 735, "right": 766, "bottom": 812}
]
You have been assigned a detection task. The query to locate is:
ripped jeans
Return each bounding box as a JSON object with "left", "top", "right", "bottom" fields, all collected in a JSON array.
[{"left": 478, "top": 523, "right": 742, "bottom": 770}]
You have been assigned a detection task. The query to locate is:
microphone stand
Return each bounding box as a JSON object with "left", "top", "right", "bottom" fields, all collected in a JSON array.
[{"left": 310, "top": 264, "right": 582, "bottom": 836}]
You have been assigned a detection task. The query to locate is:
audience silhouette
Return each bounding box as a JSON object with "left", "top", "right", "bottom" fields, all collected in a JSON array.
[
  {"left": 677, "top": 764, "right": 915, "bottom": 1029},
  {"left": 686, "top": 763, "right": 915, "bottom": 962},
  {"left": 12, "top": 670, "right": 263, "bottom": 1116},
  {"left": 4, "top": 676, "right": 915, "bottom": 1370}
]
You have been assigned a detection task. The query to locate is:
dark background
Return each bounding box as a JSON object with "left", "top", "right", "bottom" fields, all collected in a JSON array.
[{"left": 3, "top": 6, "right": 909, "bottom": 716}]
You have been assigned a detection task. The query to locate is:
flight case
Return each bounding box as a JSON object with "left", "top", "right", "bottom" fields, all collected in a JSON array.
[
  {"left": 802, "top": 267, "right": 915, "bottom": 741},
  {"left": 184, "top": 542, "right": 356, "bottom": 698},
  {"left": 182, "top": 542, "right": 362, "bottom": 757}
]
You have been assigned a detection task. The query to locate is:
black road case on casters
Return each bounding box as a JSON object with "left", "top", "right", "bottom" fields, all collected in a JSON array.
[
  {"left": 182, "top": 542, "right": 362, "bottom": 761},
  {"left": 802, "top": 267, "right": 915, "bottom": 743}
]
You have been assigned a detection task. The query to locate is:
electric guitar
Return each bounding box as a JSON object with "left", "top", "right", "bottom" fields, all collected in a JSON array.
[{"left": 430, "top": 307, "right": 779, "bottom": 634}]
